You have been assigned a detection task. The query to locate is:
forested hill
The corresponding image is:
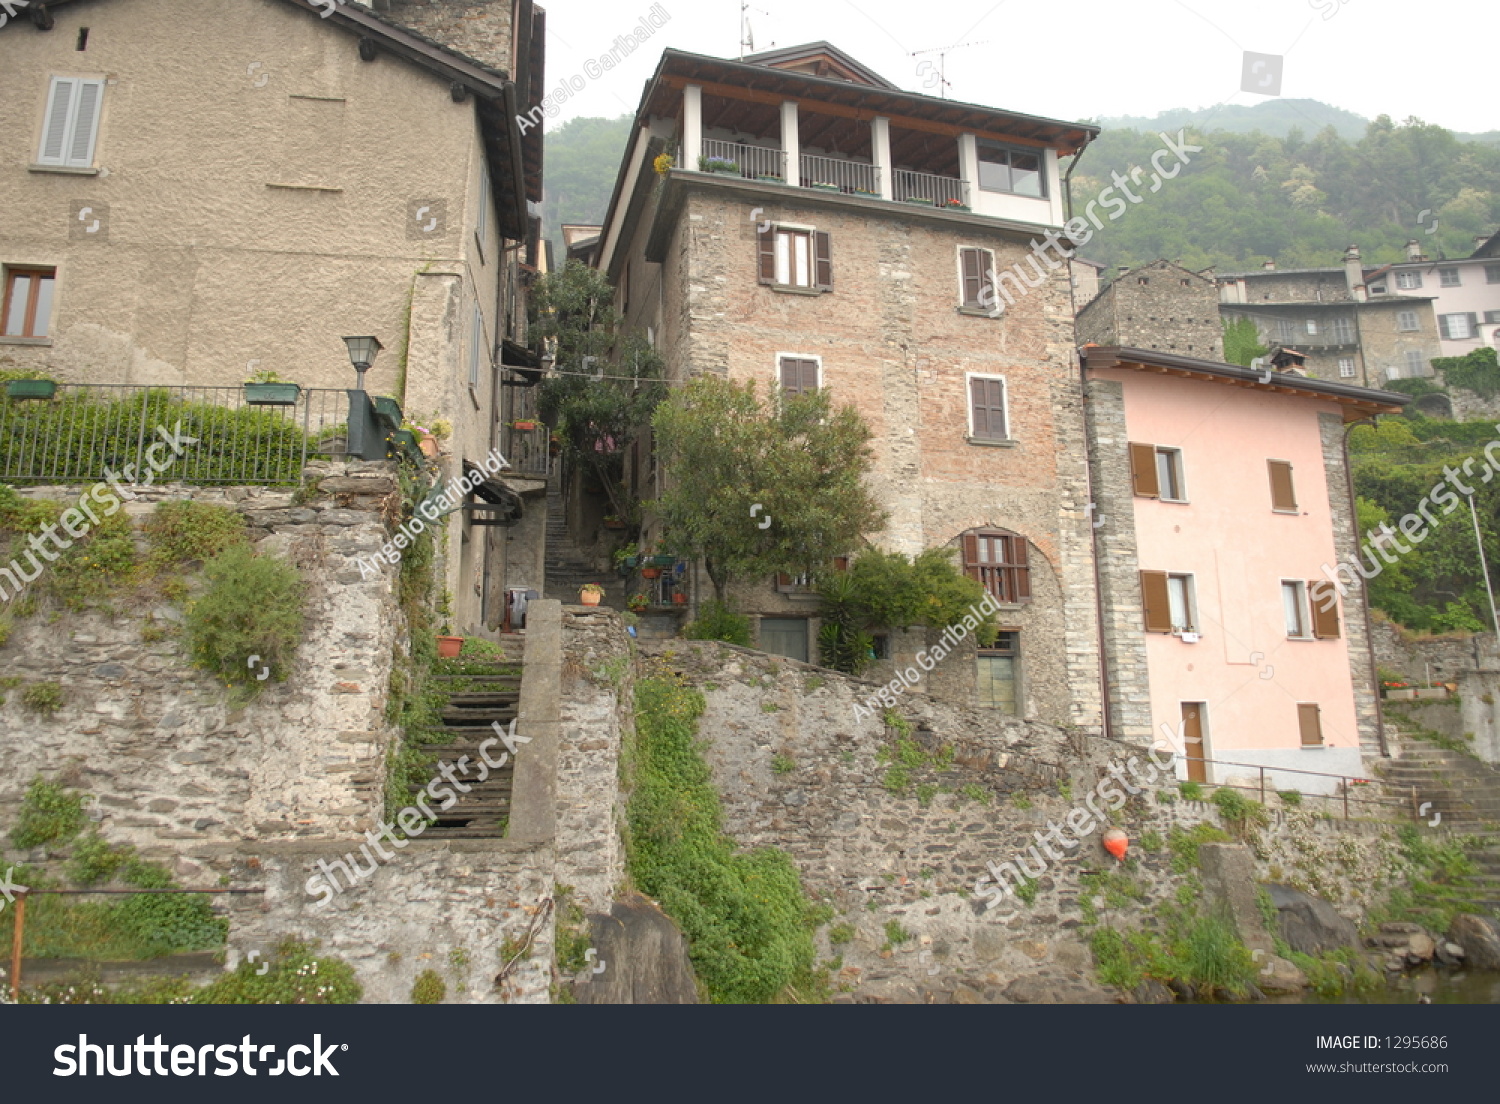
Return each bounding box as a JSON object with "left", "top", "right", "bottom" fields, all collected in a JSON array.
[{"left": 541, "top": 105, "right": 1500, "bottom": 275}]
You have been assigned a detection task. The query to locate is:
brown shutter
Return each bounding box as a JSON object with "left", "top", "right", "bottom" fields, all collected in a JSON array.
[
  {"left": 1013, "top": 537, "right": 1030, "bottom": 600},
  {"left": 814, "top": 231, "right": 832, "bottom": 291},
  {"left": 758, "top": 226, "right": 776, "bottom": 284},
  {"left": 1269, "top": 460, "right": 1297, "bottom": 510},
  {"left": 962, "top": 532, "right": 980, "bottom": 568},
  {"left": 1298, "top": 703, "right": 1323, "bottom": 746},
  {"left": 801, "top": 360, "right": 819, "bottom": 393},
  {"left": 1140, "top": 570, "right": 1171, "bottom": 633},
  {"left": 1129, "top": 443, "right": 1160, "bottom": 497},
  {"left": 1309, "top": 580, "right": 1341, "bottom": 638},
  {"left": 971, "top": 378, "right": 1005, "bottom": 439},
  {"left": 776, "top": 573, "right": 792, "bottom": 587},
  {"left": 961, "top": 248, "right": 982, "bottom": 307},
  {"left": 832, "top": 556, "right": 849, "bottom": 572},
  {"left": 779, "top": 357, "right": 797, "bottom": 393}
]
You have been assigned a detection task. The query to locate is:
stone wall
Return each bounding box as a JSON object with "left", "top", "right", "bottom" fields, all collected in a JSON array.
[
  {"left": 1073, "top": 262, "right": 1223, "bottom": 360},
  {"left": 1371, "top": 618, "right": 1498, "bottom": 680},
  {"left": 649, "top": 638, "right": 1409, "bottom": 1003},
  {"left": 0, "top": 461, "right": 404, "bottom": 849}
]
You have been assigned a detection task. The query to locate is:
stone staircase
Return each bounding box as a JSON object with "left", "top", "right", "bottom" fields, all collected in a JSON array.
[
  {"left": 543, "top": 481, "right": 624, "bottom": 608},
  {"left": 417, "top": 634, "right": 525, "bottom": 840}
]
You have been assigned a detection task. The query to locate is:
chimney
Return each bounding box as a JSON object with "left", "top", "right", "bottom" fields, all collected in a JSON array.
[
  {"left": 1405, "top": 239, "right": 1424, "bottom": 263},
  {"left": 1261, "top": 260, "right": 1276, "bottom": 270},
  {"left": 1343, "top": 244, "right": 1365, "bottom": 302}
]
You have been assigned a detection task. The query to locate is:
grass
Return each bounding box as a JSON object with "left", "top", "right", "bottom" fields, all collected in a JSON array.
[
  {"left": 772, "top": 754, "right": 796, "bottom": 775},
  {"left": 1168, "top": 823, "right": 1233, "bottom": 874}
]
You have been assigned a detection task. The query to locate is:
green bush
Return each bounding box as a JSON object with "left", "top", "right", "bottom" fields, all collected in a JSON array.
[
  {"left": 682, "top": 599, "right": 751, "bottom": 646},
  {"left": 144, "top": 500, "right": 246, "bottom": 568},
  {"left": 185, "top": 544, "right": 304, "bottom": 699},
  {"left": 1210, "top": 787, "right": 1270, "bottom": 836},
  {"left": 191, "top": 940, "right": 359, "bottom": 1004},
  {"left": 411, "top": 969, "right": 446, "bottom": 1004},
  {"left": 20, "top": 681, "right": 64, "bottom": 716},
  {"left": 1178, "top": 780, "right": 1204, "bottom": 801},
  {"left": 10, "top": 776, "right": 85, "bottom": 848}
]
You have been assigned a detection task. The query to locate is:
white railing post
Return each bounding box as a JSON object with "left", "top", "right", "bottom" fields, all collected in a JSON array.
[
  {"left": 684, "top": 84, "right": 703, "bottom": 170},
  {"left": 958, "top": 133, "right": 978, "bottom": 207},
  {"left": 780, "top": 101, "right": 799, "bottom": 185}
]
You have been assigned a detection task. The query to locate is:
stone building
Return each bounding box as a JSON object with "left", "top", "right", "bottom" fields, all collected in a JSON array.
[
  {"left": 1074, "top": 259, "right": 1223, "bottom": 359},
  {"left": 1376, "top": 232, "right": 1500, "bottom": 358},
  {"left": 1217, "top": 247, "right": 1443, "bottom": 385},
  {"left": 0, "top": 0, "right": 549, "bottom": 635},
  {"left": 591, "top": 41, "right": 1104, "bottom": 730}
]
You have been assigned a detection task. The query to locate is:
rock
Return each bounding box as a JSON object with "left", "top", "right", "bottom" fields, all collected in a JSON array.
[
  {"left": 855, "top": 978, "right": 923, "bottom": 1004},
  {"left": 573, "top": 893, "right": 699, "bottom": 1004},
  {"left": 1266, "top": 884, "right": 1362, "bottom": 955},
  {"left": 1257, "top": 955, "right": 1308, "bottom": 994},
  {"left": 1132, "top": 979, "right": 1175, "bottom": 1004},
  {"left": 1166, "top": 977, "right": 1195, "bottom": 1002},
  {"left": 1447, "top": 914, "right": 1500, "bottom": 971},
  {"left": 1437, "top": 942, "right": 1465, "bottom": 966},
  {"left": 1003, "top": 974, "right": 1114, "bottom": 1004},
  {"left": 1406, "top": 932, "right": 1436, "bottom": 961},
  {"left": 1380, "top": 922, "right": 1424, "bottom": 935}
]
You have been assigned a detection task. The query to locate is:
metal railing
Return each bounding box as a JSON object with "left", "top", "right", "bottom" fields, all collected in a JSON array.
[
  {"left": 894, "top": 169, "right": 968, "bottom": 207},
  {"left": 799, "top": 153, "right": 880, "bottom": 194},
  {"left": 1172, "top": 752, "right": 1413, "bottom": 821},
  {"left": 0, "top": 383, "right": 351, "bottom": 486},
  {"left": 505, "top": 424, "right": 550, "bottom": 477},
  {"left": 701, "top": 139, "right": 787, "bottom": 180}
]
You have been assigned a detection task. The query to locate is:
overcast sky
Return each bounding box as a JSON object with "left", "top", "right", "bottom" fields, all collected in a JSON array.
[{"left": 537, "top": 0, "right": 1496, "bottom": 134}]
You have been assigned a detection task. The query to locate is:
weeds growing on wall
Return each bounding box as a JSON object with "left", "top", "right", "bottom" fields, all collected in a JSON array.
[
  {"left": 682, "top": 600, "right": 751, "bottom": 647},
  {"left": 625, "top": 667, "right": 824, "bottom": 1003},
  {"left": 10, "top": 776, "right": 85, "bottom": 848},
  {"left": 184, "top": 544, "right": 304, "bottom": 701}
]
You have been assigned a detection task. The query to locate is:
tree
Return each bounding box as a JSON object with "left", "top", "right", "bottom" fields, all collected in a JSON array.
[
  {"left": 530, "top": 261, "right": 664, "bottom": 517},
  {"left": 1222, "top": 317, "right": 1268, "bottom": 367},
  {"left": 651, "top": 376, "right": 885, "bottom": 601}
]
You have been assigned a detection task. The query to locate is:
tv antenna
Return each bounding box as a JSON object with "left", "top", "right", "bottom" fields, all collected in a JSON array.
[
  {"left": 740, "top": 1, "right": 772, "bottom": 60},
  {"left": 909, "top": 39, "right": 988, "bottom": 99}
]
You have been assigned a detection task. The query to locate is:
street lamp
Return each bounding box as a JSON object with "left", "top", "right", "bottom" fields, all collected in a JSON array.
[{"left": 342, "top": 335, "right": 383, "bottom": 391}]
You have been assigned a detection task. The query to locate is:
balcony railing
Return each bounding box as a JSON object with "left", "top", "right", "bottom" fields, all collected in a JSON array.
[
  {"left": 799, "top": 153, "right": 879, "bottom": 195},
  {"left": 0, "top": 383, "right": 355, "bottom": 486},
  {"left": 701, "top": 139, "right": 787, "bottom": 180},
  {"left": 505, "top": 424, "right": 550, "bottom": 477},
  {"left": 893, "top": 169, "right": 968, "bottom": 207}
]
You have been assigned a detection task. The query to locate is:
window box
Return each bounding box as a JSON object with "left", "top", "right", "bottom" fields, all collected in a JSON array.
[
  {"left": 902, "top": 196, "right": 933, "bottom": 206},
  {"left": 698, "top": 156, "right": 740, "bottom": 174},
  {"left": 391, "top": 429, "right": 420, "bottom": 454},
  {"left": 244, "top": 382, "right": 301, "bottom": 406},
  {"left": 808, "top": 182, "right": 841, "bottom": 192},
  {"left": 944, "top": 200, "right": 971, "bottom": 211},
  {"left": 5, "top": 379, "right": 57, "bottom": 401},
  {"left": 511, "top": 419, "right": 537, "bottom": 431},
  {"left": 1414, "top": 687, "right": 1450, "bottom": 700},
  {"left": 853, "top": 189, "right": 880, "bottom": 198},
  {"left": 1383, "top": 688, "right": 1416, "bottom": 701},
  {"left": 649, "top": 554, "right": 676, "bottom": 567},
  {"left": 756, "top": 174, "right": 785, "bottom": 184}
]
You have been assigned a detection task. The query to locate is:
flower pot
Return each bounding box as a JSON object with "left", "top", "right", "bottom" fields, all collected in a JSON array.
[
  {"left": 624, "top": 556, "right": 639, "bottom": 568},
  {"left": 244, "top": 382, "right": 301, "bottom": 406},
  {"left": 512, "top": 420, "right": 537, "bottom": 431},
  {"left": 641, "top": 567, "right": 662, "bottom": 579},
  {"left": 672, "top": 593, "right": 687, "bottom": 605},
  {"left": 650, "top": 554, "right": 675, "bottom": 567},
  {"left": 5, "top": 379, "right": 57, "bottom": 400},
  {"left": 418, "top": 435, "right": 441, "bottom": 458},
  {"left": 1385, "top": 688, "right": 1416, "bottom": 700},
  {"left": 902, "top": 196, "right": 932, "bottom": 205},
  {"left": 437, "top": 635, "right": 464, "bottom": 658},
  {"left": 580, "top": 589, "right": 602, "bottom": 606}
]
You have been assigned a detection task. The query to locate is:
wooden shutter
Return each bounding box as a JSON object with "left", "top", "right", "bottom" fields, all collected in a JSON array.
[
  {"left": 970, "top": 377, "right": 1005, "bottom": 439},
  {"left": 1268, "top": 460, "right": 1297, "bottom": 510},
  {"left": 1012, "top": 537, "right": 1030, "bottom": 600},
  {"left": 960, "top": 248, "right": 983, "bottom": 307},
  {"left": 813, "top": 231, "right": 833, "bottom": 291},
  {"left": 1297, "top": 703, "right": 1323, "bottom": 746},
  {"left": 1129, "top": 442, "right": 1160, "bottom": 497},
  {"left": 1140, "top": 570, "right": 1171, "bottom": 633},
  {"left": 758, "top": 226, "right": 776, "bottom": 284},
  {"left": 962, "top": 532, "right": 980, "bottom": 571},
  {"left": 780, "top": 357, "right": 817, "bottom": 395},
  {"left": 1309, "top": 580, "right": 1341, "bottom": 638}
]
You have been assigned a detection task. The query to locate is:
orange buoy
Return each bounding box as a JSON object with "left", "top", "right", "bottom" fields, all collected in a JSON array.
[{"left": 1103, "top": 828, "right": 1128, "bottom": 861}]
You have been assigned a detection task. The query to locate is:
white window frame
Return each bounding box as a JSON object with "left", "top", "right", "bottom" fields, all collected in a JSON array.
[
  {"left": 1396, "top": 271, "right": 1423, "bottom": 290},
  {"left": 36, "top": 76, "right": 105, "bottom": 169},
  {"left": 773, "top": 226, "right": 814, "bottom": 288},
  {"left": 468, "top": 305, "right": 484, "bottom": 390},
  {"left": 964, "top": 371, "right": 1011, "bottom": 442},
  {"left": 1396, "top": 310, "right": 1419, "bottom": 332},
  {"left": 1166, "top": 573, "right": 1197, "bottom": 634},
  {"left": 1439, "top": 267, "right": 1461, "bottom": 288},
  {"left": 1282, "top": 579, "right": 1310, "bottom": 639},
  {"left": 1305, "top": 319, "right": 1318, "bottom": 335},
  {"left": 1441, "top": 313, "right": 1476, "bottom": 340},
  {"left": 1330, "top": 316, "right": 1354, "bottom": 343},
  {"left": 775, "top": 351, "right": 822, "bottom": 395},
  {"left": 1337, "top": 357, "right": 1356, "bottom": 378},
  {"left": 1155, "top": 446, "right": 1187, "bottom": 502},
  {"left": 955, "top": 245, "right": 997, "bottom": 309}
]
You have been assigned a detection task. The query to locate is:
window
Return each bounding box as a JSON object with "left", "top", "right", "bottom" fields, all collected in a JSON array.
[
  {"left": 1440, "top": 267, "right": 1462, "bottom": 288},
  {"left": 1298, "top": 702, "right": 1324, "bottom": 747},
  {"left": 476, "top": 161, "right": 489, "bottom": 256},
  {"left": 2, "top": 267, "right": 56, "bottom": 338},
  {"left": 1282, "top": 580, "right": 1309, "bottom": 638},
  {"left": 1406, "top": 350, "right": 1425, "bottom": 376},
  {"left": 1396, "top": 271, "right": 1423, "bottom": 290},
  {"left": 1129, "top": 442, "right": 1186, "bottom": 500},
  {"left": 1440, "top": 313, "right": 1478, "bottom": 340},
  {"left": 1308, "top": 580, "right": 1341, "bottom": 638},
  {"left": 977, "top": 631, "right": 1019, "bottom": 714},
  {"left": 1486, "top": 264, "right": 1500, "bottom": 285},
  {"left": 968, "top": 376, "right": 1008, "bottom": 441},
  {"left": 1140, "top": 570, "right": 1195, "bottom": 632},
  {"left": 958, "top": 247, "right": 996, "bottom": 309},
  {"left": 1275, "top": 319, "right": 1296, "bottom": 343},
  {"left": 975, "top": 141, "right": 1045, "bottom": 197},
  {"left": 1138, "top": 277, "right": 1149, "bottom": 286},
  {"left": 1486, "top": 310, "right": 1500, "bottom": 325},
  {"left": 1329, "top": 316, "right": 1354, "bottom": 343},
  {"left": 1268, "top": 459, "right": 1297, "bottom": 512},
  {"left": 779, "top": 355, "right": 819, "bottom": 396},
  {"left": 1396, "top": 310, "right": 1420, "bottom": 332},
  {"left": 1305, "top": 319, "right": 1318, "bottom": 335},
  {"left": 1369, "top": 281, "right": 1387, "bottom": 295},
  {"left": 467, "top": 306, "right": 483, "bottom": 388},
  {"left": 1337, "top": 357, "right": 1356, "bottom": 378},
  {"left": 758, "top": 225, "right": 831, "bottom": 290},
  {"left": 37, "top": 76, "right": 104, "bottom": 168},
  {"left": 962, "top": 530, "right": 1030, "bottom": 604}
]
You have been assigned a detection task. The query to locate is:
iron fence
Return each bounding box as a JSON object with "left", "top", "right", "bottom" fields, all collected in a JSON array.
[
  {"left": 701, "top": 138, "right": 787, "bottom": 179},
  {"left": 894, "top": 169, "right": 968, "bottom": 207},
  {"left": 0, "top": 383, "right": 351, "bottom": 486},
  {"left": 505, "top": 424, "right": 550, "bottom": 477},
  {"left": 799, "top": 153, "right": 880, "bottom": 194}
]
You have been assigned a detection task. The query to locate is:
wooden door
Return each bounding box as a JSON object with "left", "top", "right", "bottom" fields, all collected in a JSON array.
[{"left": 1181, "top": 703, "right": 1208, "bottom": 783}]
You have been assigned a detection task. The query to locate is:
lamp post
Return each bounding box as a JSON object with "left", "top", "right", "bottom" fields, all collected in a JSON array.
[{"left": 342, "top": 335, "right": 383, "bottom": 391}]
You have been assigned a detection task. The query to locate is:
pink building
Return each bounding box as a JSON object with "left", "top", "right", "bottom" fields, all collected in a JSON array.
[{"left": 1082, "top": 346, "right": 1405, "bottom": 794}]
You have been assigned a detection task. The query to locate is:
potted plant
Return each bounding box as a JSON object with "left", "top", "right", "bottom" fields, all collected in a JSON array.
[
  {"left": 626, "top": 592, "right": 649, "bottom": 613},
  {"left": 640, "top": 566, "right": 662, "bottom": 580},
  {"left": 4, "top": 378, "right": 57, "bottom": 400},
  {"left": 244, "top": 367, "right": 301, "bottom": 406},
  {"left": 672, "top": 592, "right": 688, "bottom": 605},
  {"left": 612, "top": 543, "right": 641, "bottom": 571},
  {"left": 902, "top": 195, "right": 933, "bottom": 206},
  {"left": 755, "top": 174, "right": 785, "bottom": 184},
  {"left": 698, "top": 155, "right": 740, "bottom": 174},
  {"left": 512, "top": 419, "right": 538, "bottom": 431},
  {"left": 944, "top": 197, "right": 971, "bottom": 211},
  {"left": 579, "top": 583, "right": 605, "bottom": 607},
  {"left": 853, "top": 189, "right": 880, "bottom": 199},
  {"left": 437, "top": 629, "right": 464, "bottom": 658},
  {"left": 603, "top": 514, "right": 626, "bottom": 530},
  {"left": 809, "top": 181, "right": 841, "bottom": 192}
]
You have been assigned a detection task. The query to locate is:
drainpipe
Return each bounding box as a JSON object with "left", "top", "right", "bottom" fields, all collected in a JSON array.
[
  {"left": 1062, "top": 133, "right": 1094, "bottom": 224},
  {"left": 1343, "top": 417, "right": 1389, "bottom": 758}
]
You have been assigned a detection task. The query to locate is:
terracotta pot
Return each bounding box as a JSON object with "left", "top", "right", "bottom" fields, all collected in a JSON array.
[
  {"left": 580, "top": 590, "right": 602, "bottom": 606},
  {"left": 418, "top": 435, "right": 440, "bottom": 458},
  {"left": 437, "top": 635, "right": 464, "bottom": 658},
  {"left": 641, "top": 567, "right": 662, "bottom": 579},
  {"left": 672, "top": 593, "right": 687, "bottom": 605}
]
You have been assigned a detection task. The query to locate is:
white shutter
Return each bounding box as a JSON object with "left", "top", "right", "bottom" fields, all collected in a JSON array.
[
  {"left": 67, "top": 80, "right": 103, "bottom": 166},
  {"left": 38, "top": 78, "right": 76, "bottom": 164},
  {"left": 468, "top": 307, "right": 482, "bottom": 387},
  {"left": 476, "top": 162, "right": 489, "bottom": 245}
]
